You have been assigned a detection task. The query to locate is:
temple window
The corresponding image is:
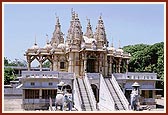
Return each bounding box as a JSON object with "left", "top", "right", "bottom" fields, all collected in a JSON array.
[
  {"left": 49, "top": 82, "right": 53, "bottom": 86},
  {"left": 60, "top": 62, "right": 65, "bottom": 69},
  {"left": 25, "top": 89, "right": 39, "bottom": 99},
  {"left": 149, "top": 90, "right": 153, "bottom": 98},
  {"left": 42, "top": 89, "right": 57, "bottom": 99},
  {"left": 30, "top": 82, "right": 35, "bottom": 86}
]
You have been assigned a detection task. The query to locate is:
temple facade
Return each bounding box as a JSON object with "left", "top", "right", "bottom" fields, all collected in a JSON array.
[
  {"left": 25, "top": 11, "right": 131, "bottom": 77},
  {"left": 22, "top": 11, "right": 162, "bottom": 111}
]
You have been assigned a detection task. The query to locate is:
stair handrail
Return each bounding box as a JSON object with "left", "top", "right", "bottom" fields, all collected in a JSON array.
[
  {"left": 84, "top": 73, "right": 97, "bottom": 110},
  {"left": 100, "top": 74, "right": 115, "bottom": 110},
  {"left": 73, "top": 74, "right": 82, "bottom": 111},
  {"left": 111, "top": 74, "right": 129, "bottom": 110}
]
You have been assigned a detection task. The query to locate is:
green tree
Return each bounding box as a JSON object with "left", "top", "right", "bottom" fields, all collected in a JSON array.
[
  {"left": 4, "top": 57, "right": 9, "bottom": 66},
  {"left": 4, "top": 57, "right": 27, "bottom": 84},
  {"left": 4, "top": 68, "right": 16, "bottom": 85},
  {"left": 42, "top": 61, "right": 51, "bottom": 68},
  {"left": 123, "top": 42, "right": 164, "bottom": 95}
]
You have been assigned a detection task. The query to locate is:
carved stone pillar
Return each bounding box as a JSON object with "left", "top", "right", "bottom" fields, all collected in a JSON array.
[
  {"left": 39, "top": 56, "right": 42, "bottom": 71},
  {"left": 53, "top": 56, "right": 58, "bottom": 71},
  {"left": 27, "top": 56, "right": 31, "bottom": 71},
  {"left": 83, "top": 52, "right": 87, "bottom": 73},
  {"left": 109, "top": 57, "right": 112, "bottom": 76},
  {"left": 126, "top": 59, "right": 129, "bottom": 72},
  {"left": 118, "top": 58, "right": 122, "bottom": 73},
  {"left": 68, "top": 52, "right": 73, "bottom": 73},
  {"left": 84, "top": 59, "right": 87, "bottom": 73},
  {"left": 28, "top": 62, "right": 31, "bottom": 71},
  {"left": 80, "top": 53, "right": 84, "bottom": 76},
  {"left": 104, "top": 53, "right": 108, "bottom": 76},
  {"left": 39, "top": 61, "right": 42, "bottom": 71},
  {"left": 50, "top": 62, "right": 53, "bottom": 71},
  {"left": 99, "top": 53, "right": 103, "bottom": 73}
]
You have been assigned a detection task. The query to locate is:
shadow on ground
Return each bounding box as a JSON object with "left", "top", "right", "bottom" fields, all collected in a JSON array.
[{"left": 156, "top": 104, "right": 164, "bottom": 108}]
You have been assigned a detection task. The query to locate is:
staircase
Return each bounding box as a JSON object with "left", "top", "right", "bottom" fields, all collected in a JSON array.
[
  {"left": 104, "top": 77, "right": 129, "bottom": 110},
  {"left": 76, "top": 78, "right": 96, "bottom": 111}
]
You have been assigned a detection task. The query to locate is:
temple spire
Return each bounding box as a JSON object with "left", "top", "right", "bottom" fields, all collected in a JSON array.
[
  {"left": 46, "top": 34, "right": 49, "bottom": 44},
  {"left": 94, "top": 15, "right": 107, "bottom": 47},
  {"left": 66, "top": 10, "right": 83, "bottom": 46},
  {"left": 71, "top": 8, "right": 75, "bottom": 21},
  {"left": 56, "top": 16, "right": 60, "bottom": 25},
  {"left": 119, "top": 40, "right": 121, "bottom": 48},
  {"left": 111, "top": 37, "right": 114, "bottom": 47},
  {"left": 84, "top": 17, "right": 93, "bottom": 38},
  {"left": 34, "top": 35, "right": 37, "bottom": 45},
  {"left": 51, "top": 16, "right": 64, "bottom": 45}
]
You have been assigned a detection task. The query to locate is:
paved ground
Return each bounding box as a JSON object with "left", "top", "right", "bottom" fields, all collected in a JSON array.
[
  {"left": 4, "top": 95, "right": 23, "bottom": 111},
  {"left": 3, "top": 96, "right": 165, "bottom": 112},
  {"left": 155, "top": 97, "right": 164, "bottom": 109},
  {"left": 156, "top": 97, "right": 164, "bottom": 106}
]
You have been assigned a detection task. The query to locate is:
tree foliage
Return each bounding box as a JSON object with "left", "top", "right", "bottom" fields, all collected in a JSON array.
[
  {"left": 4, "top": 57, "right": 27, "bottom": 84},
  {"left": 123, "top": 42, "right": 164, "bottom": 93},
  {"left": 4, "top": 57, "right": 27, "bottom": 67},
  {"left": 4, "top": 68, "right": 16, "bottom": 85},
  {"left": 42, "top": 61, "right": 51, "bottom": 68}
]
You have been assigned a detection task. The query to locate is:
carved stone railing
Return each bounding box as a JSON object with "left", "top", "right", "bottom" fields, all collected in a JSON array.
[
  {"left": 111, "top": 74, "right": 129, "bottom": 110},
  {"left": 113, "top": 72, "right": 158, "bottom": 80},
  {"left": 73, "top": 75, "right": 82, "bottom": 111},
  {"left": 22, "top": 71, "right": 74, "bottom": 79},
  {"left": 84, "top": 73, "right": 97, "bottom": 110},
  {"left": 99, "top": 74, "right": 115, "bottom": 111}
]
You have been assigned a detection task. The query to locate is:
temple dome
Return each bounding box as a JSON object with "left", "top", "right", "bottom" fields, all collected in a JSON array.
[
  {"left": 31, "top": 43, "right": 39, "bottom": 50},
  {"left": 57, "top": 43, "right": 65, "bottom": 49},
  {"left": 52, "top": 42, "right": 57, "bottom": 48},
  {"left": 83, "top": 36, "right": 97, "bottom": 44},
  {"left": 116, "top": 48, "right": 123, "bottom": 53},
  {"left": 44, "top": 43, "right": 52, "bottom": 49},
  {"left": 108, "top": 46, "right": 115, "bottom": 51}
]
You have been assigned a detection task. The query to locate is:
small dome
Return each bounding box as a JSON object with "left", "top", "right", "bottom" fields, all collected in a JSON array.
[
  {"left": 57, "top": 43, "right": 65, "bottom": 49},
  {"left": 83, "top": 36, "right": 97, "bottom": 44},
  {"left": 52, "top": 42, "right": 57, "bottom": 48},
  {"left": 44, "top": 43, "right": 52, "bottom": 49},
  {"left": 116, "top": 48, "right": 123, "bottom": 53},
  {"left": 50, "top": 48, "right": 55, "bottom": 54},
  {"left": 81, "top": 42, "right": 86, "bottom": 49},
  {"left": 31, "top": 43, "right": 39, "bottom": 50},
  {"left": 108, "top": 46, "right": 115, "bottom": 51}
]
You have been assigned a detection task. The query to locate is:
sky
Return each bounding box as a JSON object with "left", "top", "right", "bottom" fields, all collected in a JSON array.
[{"left": 3, "top": 3, "right": 165, "bottom": 66}]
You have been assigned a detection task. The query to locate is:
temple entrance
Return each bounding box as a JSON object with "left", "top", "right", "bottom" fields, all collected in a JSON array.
[
  {"left": 91, "top": 84, "right": 99, "bottom": 102},
  {"left": 87, "top": 57, "right": 96, "bottom": 73}
]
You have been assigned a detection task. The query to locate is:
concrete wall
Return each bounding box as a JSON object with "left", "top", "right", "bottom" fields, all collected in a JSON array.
[{"left": 4, "top": 88, "right": 22, "bottom": 96}]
